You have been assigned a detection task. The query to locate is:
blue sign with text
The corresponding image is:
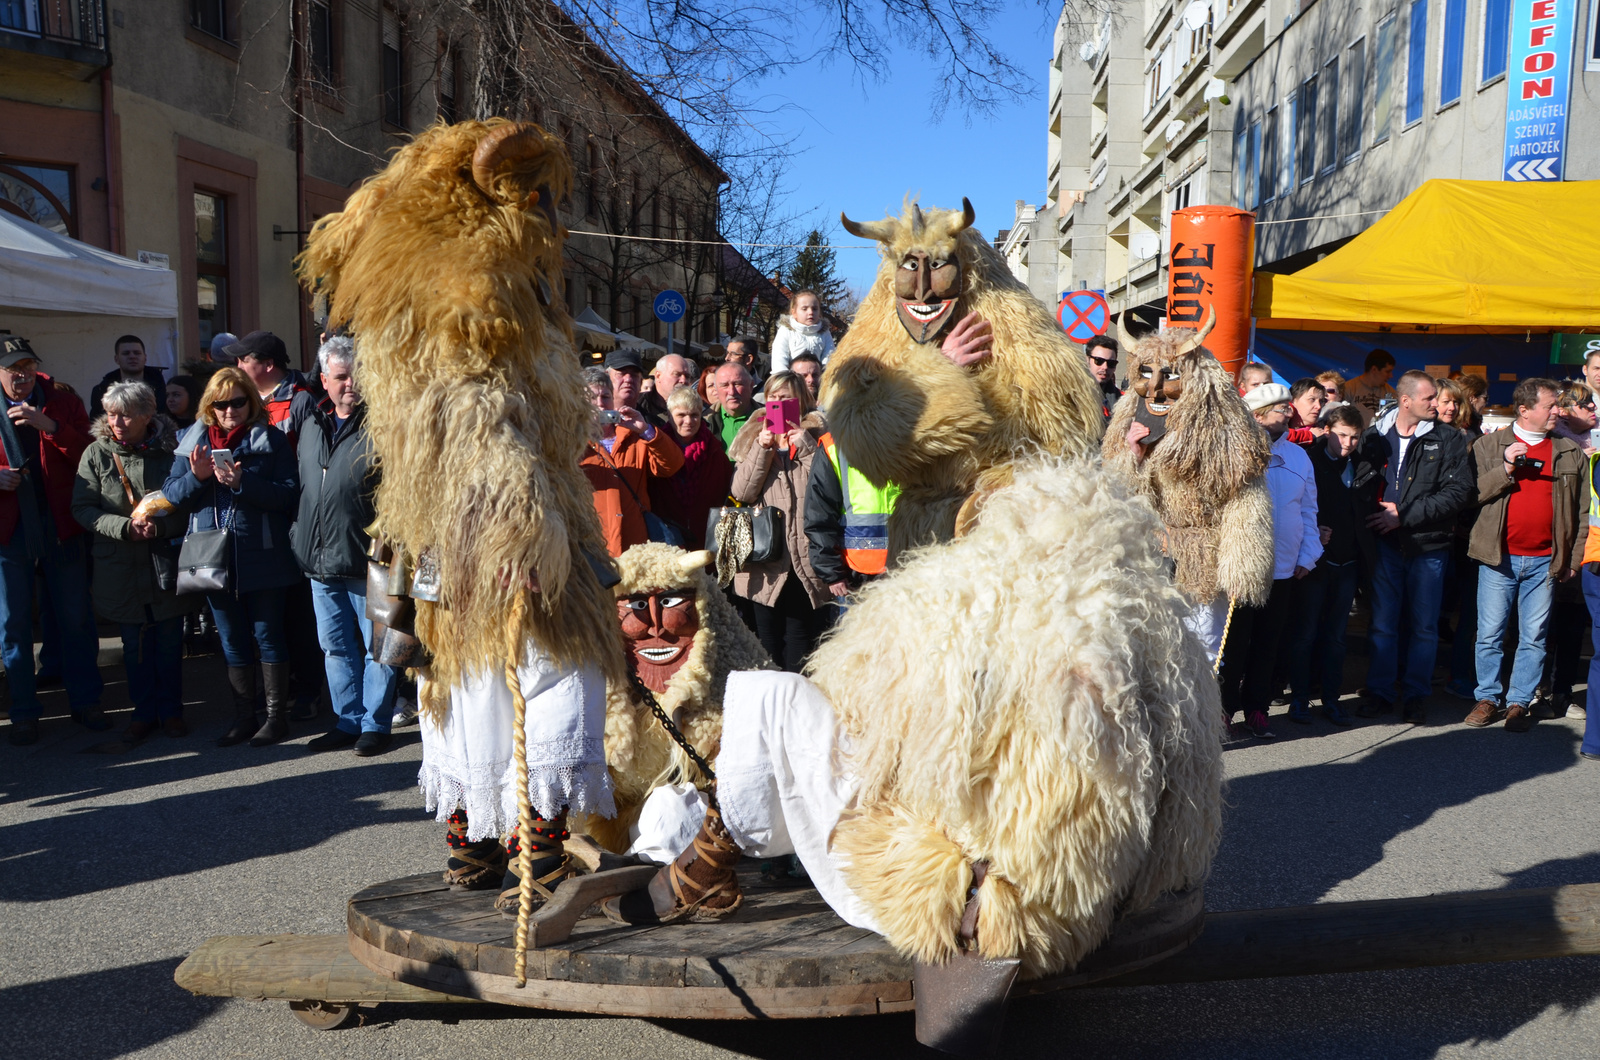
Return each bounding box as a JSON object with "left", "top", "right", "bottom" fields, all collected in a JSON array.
[
  {"left": 1502, "top": 0, "right": 1576, "bottom": 182},
  {"left": 653, "top": 289, "right": 686, "bottom": 323}
]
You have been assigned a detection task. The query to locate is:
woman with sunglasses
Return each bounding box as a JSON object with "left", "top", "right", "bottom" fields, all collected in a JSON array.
[
  {"left": 164, "top": 366, "right": 301, "bottom": 747},
  {"left": 1554, "top": 381, "right": 1597, "bottom": 456}
]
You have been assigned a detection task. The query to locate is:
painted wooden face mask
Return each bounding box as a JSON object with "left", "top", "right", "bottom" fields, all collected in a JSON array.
[
  {"left": 617, "top": 589, "right": 700, "bottom": 692},
  {"left": 840, "top": 198, "right": 978, "bottom": 345},
  {"left": 1119, "top": 307, "right": 1217, "bottom": 445}
]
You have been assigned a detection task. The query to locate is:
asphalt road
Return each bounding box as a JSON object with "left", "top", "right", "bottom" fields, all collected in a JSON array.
[{"left": 3, "top": 649, "right": 1599, "bottom": 1060}]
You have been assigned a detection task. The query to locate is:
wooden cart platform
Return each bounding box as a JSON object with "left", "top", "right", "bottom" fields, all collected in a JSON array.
[{"left": 341, "top": 862, "right": 1205, "bottom": 1019}]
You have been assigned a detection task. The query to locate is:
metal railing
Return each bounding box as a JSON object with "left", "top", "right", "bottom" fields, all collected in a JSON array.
[{"left": 0, "top": 0, "right": 106, "bottom": 51}]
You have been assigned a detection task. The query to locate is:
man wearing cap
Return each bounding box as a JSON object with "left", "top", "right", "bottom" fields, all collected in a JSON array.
[
  {"left": 90, "top": 335, "right": 168, "bottom": 416},
  {"left": 228, "top": 331, "right": 319, "bottom": 450},
  {"left": 0, "top": 337, "right": 106, "bottom": 745},
  {"left": 605, "top": 349, "right": 646, "bottom": 413},
  {"left": 1354, "top": 369, "right": 1474, "bottom": 722},
  {"left": 1216, "top": 383, "right": 1322, "bottom": 739}
]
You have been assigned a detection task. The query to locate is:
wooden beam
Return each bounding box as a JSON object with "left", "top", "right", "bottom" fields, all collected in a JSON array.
[
  {"left": 1096, "top": 883, "right": 1600, "bottom": 988},
  {"left": 175, "top": 934, "right": 478, "bottom": 1004}
]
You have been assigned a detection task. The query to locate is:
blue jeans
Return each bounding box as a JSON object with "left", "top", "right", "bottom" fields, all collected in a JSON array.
[
  {"left": 1290, "top": 560, "right": 1361, "bottom": 708},
  {"left": 1579, "top": 569, "right": 1600, "bottom": 755},
  {"left": 208, "top": 586, "right": 288, "bottom": 666},
  {"left": 1474, "top": 554, "right": 1554, "bottom": 707},
  {"left": 310, "top": 577, "right": 398, "bottom": 734},
  {"left": 1366, "top": 541, "right": 1449, "bottom": 703},
  {"left": 0, "top": 528, "right": 103, "bottom": 720},
  {"left": 121, "top": 615, "right": 184, "bottom": 723}
]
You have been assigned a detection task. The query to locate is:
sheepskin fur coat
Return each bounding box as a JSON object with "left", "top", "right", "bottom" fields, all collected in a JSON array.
[{"left": 809, "top": 458, "right": 1225, "bottom": 979}]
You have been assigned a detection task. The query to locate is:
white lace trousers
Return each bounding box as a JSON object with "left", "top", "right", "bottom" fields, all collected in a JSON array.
[
  {"left": 418, "top": 647, "right": 614, "bottom": 842},
  {"left": 628, "top": 670, "right": 882, "bottom": 934}
]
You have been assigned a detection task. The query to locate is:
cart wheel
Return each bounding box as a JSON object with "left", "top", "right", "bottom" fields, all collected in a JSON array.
[{"left": 288, "top": 999, "right": 359, "bottom": 1030}]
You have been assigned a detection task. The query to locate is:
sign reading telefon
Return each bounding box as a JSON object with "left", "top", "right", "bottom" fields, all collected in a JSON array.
[
  {"left": 1502, "top": 0, "right": 1576, "bottom": 182},
  {"left": 1165, "top": 206, "right": 1255, "bottom": 379}
]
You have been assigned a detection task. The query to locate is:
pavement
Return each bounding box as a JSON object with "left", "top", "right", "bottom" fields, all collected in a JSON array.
[{"left": 3, "top": 649, "right": 1600, "bottom": 1060}]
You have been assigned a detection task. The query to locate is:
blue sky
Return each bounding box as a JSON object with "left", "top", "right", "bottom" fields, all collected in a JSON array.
[{"left": 748, "top": 3, "right": 1061, "bottom": 291}]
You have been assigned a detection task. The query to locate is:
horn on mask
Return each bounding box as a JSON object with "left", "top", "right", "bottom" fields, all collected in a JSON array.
[
  {"left": 678, "top": 550, "right": 713, "bottom": 573},
  {"left": 1116, "top": 311, "right": 1140, "bottom": 353},
  {"left": 472, "top": 123, "right": 546, "bottom": 204},
  {"left": 840, "top": 211, "right": 899, "bottom": 244},
  {"left": 955, "top": 197, "right": 976, "bottom": 234},
  {"left": 911, "top": 202, "right": 926, "bottom": 238},
  {"left": 1174, "top": 305, "right": 1217, "bottom": 356}
]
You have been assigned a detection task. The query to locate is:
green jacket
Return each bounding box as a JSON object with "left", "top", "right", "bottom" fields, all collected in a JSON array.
[{"left": 72, "top": 416, "right": 197, "bottom": 624}]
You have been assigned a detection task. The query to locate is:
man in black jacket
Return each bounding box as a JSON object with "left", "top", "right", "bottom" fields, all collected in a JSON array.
[
  {"left": 292, "top": 336, "right": 399, "bottom": 756},
  {"left": 1354, "top": 370, "right": 1474, "bottom": 722},
  {"left": 89, "top": 335, "right": 167, "bottom": 416}
]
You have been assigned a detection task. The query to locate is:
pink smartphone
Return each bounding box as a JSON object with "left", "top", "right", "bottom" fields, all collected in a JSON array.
[{"left": 764, "top": 398, "right": 800, "bottom": 435}]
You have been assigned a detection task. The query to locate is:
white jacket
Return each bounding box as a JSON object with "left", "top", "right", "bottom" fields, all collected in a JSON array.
[
  {"left": 1267, "top": 433, "right": 1322, "bottom": 580},
  {"left": 770, "top": 315, "right": 835, "bottom": 374}
]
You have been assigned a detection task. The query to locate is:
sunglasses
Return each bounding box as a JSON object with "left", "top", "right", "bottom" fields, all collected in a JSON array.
[
  {"left": 210, "top": 396, "right": 250, "bottom": 412},
  {"left": 1576, "top": 401, "right": 1597, "bottom": 411},
  {"left": 1089, "top": 356, "right": 1117, "bottom": 367}
]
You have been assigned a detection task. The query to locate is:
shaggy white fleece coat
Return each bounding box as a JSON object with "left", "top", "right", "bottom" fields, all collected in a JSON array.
[{"left": 808, "top": 458, "right": 1225, "bottom": 979}]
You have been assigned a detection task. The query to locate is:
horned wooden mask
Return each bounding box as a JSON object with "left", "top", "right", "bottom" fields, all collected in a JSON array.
[{"left": 842, "top": 198, "right": 976, "bottom": 345}]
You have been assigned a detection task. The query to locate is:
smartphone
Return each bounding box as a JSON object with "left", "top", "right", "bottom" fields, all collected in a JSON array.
[
  {"left": 211, "top": 448, "right": 236, "bottom": 472},
  {"left": 764, "top": 398, "right": 800, "bottom": 436}
]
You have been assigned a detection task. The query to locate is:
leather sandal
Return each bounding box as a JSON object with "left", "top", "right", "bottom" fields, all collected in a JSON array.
[
  {"left": 493, "top": 853, "right": 579, "bottom": 917},
  {"left": 601, "top": 804, "right": 743, "bottom": 925}
]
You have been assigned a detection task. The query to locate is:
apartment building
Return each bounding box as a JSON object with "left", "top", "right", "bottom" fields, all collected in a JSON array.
[
  {"left": 1049, "top": 0, "right": 1597, "bottom": 324},
  {"left": 0, "top": 1, "right": 723, "bottom": 369}
]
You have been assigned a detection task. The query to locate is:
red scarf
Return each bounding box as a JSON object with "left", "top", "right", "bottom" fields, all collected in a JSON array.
[{"left": 208, "top": 422, "right": 248, "bottom": 452}]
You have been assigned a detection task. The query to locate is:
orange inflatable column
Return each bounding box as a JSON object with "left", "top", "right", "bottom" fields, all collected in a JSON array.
[{"left": 1167, "top": 206, "right": 1255, "bottom": 380}]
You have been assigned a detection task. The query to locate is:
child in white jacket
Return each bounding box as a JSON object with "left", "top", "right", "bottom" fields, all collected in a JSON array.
[{"left": 770, "top": 290, "right": 835, "bottom": 374}]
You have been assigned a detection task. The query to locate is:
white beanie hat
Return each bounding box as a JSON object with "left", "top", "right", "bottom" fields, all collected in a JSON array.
[{"left": 1244, "top": 382, "right": 1292, "bottom": 412}]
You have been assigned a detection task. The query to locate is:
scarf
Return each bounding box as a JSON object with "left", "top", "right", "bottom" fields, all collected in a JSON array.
[{"left": 208, "top": 422, "right": 248, "bottom": 452}]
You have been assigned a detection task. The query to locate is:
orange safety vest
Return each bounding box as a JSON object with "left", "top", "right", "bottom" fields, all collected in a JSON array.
[{"left": 818, "top": 432, "right": 899, "bottom": 576}]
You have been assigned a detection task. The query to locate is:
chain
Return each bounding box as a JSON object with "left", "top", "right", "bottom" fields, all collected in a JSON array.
[{"left": 628, "top": 667, "right": 716, "bottom": 786}]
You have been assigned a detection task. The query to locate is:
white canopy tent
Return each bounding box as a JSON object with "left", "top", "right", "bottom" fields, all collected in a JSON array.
[{"left": 0, "top": 212, "right": 179, "bottom": 399}]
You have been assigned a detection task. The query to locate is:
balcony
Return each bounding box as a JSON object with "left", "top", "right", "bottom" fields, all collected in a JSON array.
[{"left": 0, "top": 0, "right": 108, "bottom": 71}]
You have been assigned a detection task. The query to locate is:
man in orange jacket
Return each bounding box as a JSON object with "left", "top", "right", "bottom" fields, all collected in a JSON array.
[{"left": 579, "top": 366, "right": 684, "bottom": 556}]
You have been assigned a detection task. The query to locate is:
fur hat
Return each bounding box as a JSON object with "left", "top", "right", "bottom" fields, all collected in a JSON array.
[{"left": 1243, "top": 382, "right": 1291, "bottom": 412}]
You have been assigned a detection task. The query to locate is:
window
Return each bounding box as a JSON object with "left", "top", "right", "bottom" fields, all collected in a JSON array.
[
  {"left": 586, "top": 283, "right": 601, "bottom": 320},
  {"left": 191, "top": 0, "right": 228, "bottom": 40},
  {"left": 1374, "top": 16, "right": 1396, "bottom": 143},
  {"left": 1233, "top": 121, "right": 1248, "bottom": 206},
  {"left": 1297, "top": 76, "right": 1317, "bottom": 185},
  {"left": 1590, "top": 0, "right": 1600, "bottom": 71},
  {"left": 585, "top": 142, "right": 600, "bottom": 219},
  {"left": 0, "top": 161, "right": 75, "bottom": 237},
  {"left": 1320, "top": 58, "right": 1339, "bottom": 172},
  {"left": 1344, "top": 38, "right": 1366, "bottom": 158},
  {"left": 559, "top": 123, "right": 574, "bottom": 208},
  {"left": 649, "top": 192, "right": 659, "bottom": 237},
  {"left": 1439, "top": 0, "right": 1467, "bottom": 105},
  {"left": 1171, "top": 178, "right": 1192, "bottom": 211},
  {"left": 1262, "top": 105, "right": 1279, "bottom": 202},
  {"left": 308, "top": 1, "right": 336, "bottom": 87},
  {"left": 438, "top": 45, "right": 457, "bottom": 122},
  {"left": 194, "top": 191, "right": 230, "bottom": 354},
  {"left": 381, "top": 7, "right": 404, "bottom": 128},
  {"left": 1481, "top": 0, "right": 1510, "bottom": 81},
  {"left": 1405, "top": 0, "right": 1427, "bottom": 125},
  {"left": 1247, "top": 119, "right": 1262, "bottom": 208}
]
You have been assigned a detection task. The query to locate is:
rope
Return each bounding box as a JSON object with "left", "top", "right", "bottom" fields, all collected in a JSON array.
[
  {"left": 505, "top": 593, "right": 537, "bottom": 988},
  {"left": 1212, "top": 595, "right": 1237, "bottom": 678},
  {"left": 712, "top": 508, "right": 753, "bottom": 587}
]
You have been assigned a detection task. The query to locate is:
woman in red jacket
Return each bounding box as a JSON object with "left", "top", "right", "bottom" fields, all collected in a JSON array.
[{"left": 579, "top": 366, "right": 684, "bottom": 557}]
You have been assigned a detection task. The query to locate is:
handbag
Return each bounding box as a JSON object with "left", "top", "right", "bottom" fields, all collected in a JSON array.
[
  {"left": 111, "top": 453, "right": 178, "bottom": 592},
  {"left": 705, "top": 505, "right": 784, "bottom": 582},
  {"left": 176, "top": 502, "right": 235, "bottom": 596},
  {"left": 593, "top": 440, "right": 686, "bottom": 546}
]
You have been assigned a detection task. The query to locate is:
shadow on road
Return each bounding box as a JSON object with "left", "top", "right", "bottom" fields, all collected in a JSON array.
[{"left": 1, "top": 958, "right": 225, "bottom": 1060}]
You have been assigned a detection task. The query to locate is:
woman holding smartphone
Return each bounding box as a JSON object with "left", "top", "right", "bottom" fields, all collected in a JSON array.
[
  {"left": 727, "top": 371, "right": 831, "bottom": 671},
  {"left": 164, "top": 366, "right": 301, "bottom": 747}
]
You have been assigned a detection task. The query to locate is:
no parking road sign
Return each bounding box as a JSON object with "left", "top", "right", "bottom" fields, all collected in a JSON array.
[{"left": 1058, "top": 290, "right": 1111, "bottom": 344}]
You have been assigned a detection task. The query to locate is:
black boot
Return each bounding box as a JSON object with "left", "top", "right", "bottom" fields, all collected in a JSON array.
[
  {"left": 495, "top": 812, "right": 574, "bottom": 916},
  {"left": 250, "top": 662, "right": 291, "bottom": 746},
  {"left": 443, "top": 809, "right": 508, "bottom": 890},
  {"left": 216, "top": 665, "right": 258, "bottom": 747}
]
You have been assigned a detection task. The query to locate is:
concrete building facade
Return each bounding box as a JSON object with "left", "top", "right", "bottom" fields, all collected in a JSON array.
[{"left": 0, "top": 1, "right": 723, "bottom": 372}]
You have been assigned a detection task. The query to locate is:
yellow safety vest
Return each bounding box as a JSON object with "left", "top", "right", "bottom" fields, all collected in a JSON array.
[{"left": 818, "top": 432, "right": 901, "bottom": 575}]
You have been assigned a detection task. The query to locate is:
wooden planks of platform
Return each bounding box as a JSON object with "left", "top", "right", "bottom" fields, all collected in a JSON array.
[{"left": 342, "top": 861, "right": 1204, "bottom": 1019}]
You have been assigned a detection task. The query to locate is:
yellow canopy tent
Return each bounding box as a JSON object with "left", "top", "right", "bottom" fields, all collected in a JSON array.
[{"left": 1253, "top": 179, "right": 1600, "bottom": 333}]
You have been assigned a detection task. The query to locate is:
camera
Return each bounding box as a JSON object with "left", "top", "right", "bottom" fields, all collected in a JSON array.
[
  {"left": 1513, "top": 454, "right": 1545, "bottom": 471},
  {"left": 597, "top": 409, "right": 623, "bottom": 426}
]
